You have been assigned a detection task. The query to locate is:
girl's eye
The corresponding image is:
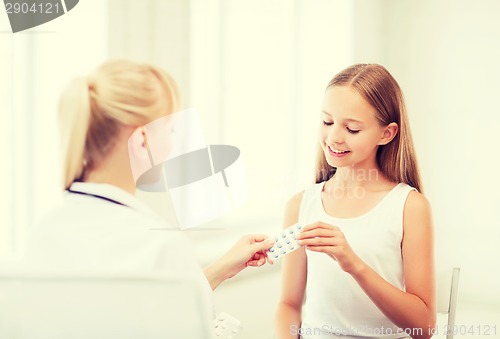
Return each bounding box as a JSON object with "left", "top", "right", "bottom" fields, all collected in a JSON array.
[
  {"left": 323, "top": 121, "right": 333, "bottom": 126},
  {"left": 347, "top": 128, "right": 360, "bottom": 134}
]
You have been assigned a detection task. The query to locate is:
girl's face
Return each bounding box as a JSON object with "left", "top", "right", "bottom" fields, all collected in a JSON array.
[{"left": 319, "top": 85, "right": 393, "bottom": 170}]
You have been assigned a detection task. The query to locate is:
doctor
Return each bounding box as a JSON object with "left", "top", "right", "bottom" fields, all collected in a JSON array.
[{"left": 25, "top": 59, "right": 275, "bottom": 293}]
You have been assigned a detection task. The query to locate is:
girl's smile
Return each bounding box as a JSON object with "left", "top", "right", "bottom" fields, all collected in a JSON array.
[{"left": 327, "top": 145, "right": 351, "bottom": 157}]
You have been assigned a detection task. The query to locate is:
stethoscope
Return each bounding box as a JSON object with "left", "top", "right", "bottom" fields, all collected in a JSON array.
[{"left": 67, "top": 187, "right": 128, "bottom": 208}]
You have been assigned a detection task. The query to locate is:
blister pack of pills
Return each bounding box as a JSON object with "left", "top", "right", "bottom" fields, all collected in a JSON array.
[
  {"left": 214, "top": 312, "right": 242, "bottom": 338},
  {"left": 266, "top": 223, "right": 303, "bottom": 261}
]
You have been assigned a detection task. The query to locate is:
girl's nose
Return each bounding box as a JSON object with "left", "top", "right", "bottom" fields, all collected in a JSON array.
[{"left": 326, "top": 125, "right": 344, "bottom": 145}]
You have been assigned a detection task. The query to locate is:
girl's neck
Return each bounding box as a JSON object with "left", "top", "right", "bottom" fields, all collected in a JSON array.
[
  {"left": 330, "top": 165, "right": 380, "bottom": 189},
  {"left": 326, "top": 157, "right": 394, "bottom": 193},
  {"left": 324, "top": 165, "right": 395, "bottom": 200}
]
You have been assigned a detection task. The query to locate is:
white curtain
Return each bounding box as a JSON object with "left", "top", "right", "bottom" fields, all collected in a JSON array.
[{"left": 0, "top": 0, "right": 107, "bottom": 257}]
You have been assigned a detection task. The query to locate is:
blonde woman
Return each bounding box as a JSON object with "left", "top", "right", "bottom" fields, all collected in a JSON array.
[
  {"left": 275, "top": 64, "right": 435, "bottom": 339},
  {"left": 25, "top": 59, "right": 274, "bottom": 294}
]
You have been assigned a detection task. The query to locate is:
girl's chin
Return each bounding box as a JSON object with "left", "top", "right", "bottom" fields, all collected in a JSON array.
[
  {"left": 325, "top": 158, "right": 346, "bottom": 169},
  {"left": 325, "top": 151, "right": 351, "bottom": 166}
]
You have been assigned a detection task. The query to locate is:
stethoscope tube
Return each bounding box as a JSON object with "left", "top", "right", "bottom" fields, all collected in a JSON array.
[{"left": 67, "top": 188, "right": 128, "bottom": 207}]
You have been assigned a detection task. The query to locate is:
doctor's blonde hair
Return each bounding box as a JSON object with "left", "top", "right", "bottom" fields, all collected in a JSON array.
[
  {"left": 58, "top": 59, "right": 181, "bottom": 190},
  {"left": 315, "top": 64, "right": 423, "bottom": 192}
]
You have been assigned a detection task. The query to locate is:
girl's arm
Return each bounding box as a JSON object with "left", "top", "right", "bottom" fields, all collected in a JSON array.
[
  {"left": 298, "top": 191, "right": 436, "bottom": 339},
  {"left": 356, "top": 191, "right": 436, "bottom": 338},
  {"left": 275, "top": 192, "right": 308, "bottom": 339}
]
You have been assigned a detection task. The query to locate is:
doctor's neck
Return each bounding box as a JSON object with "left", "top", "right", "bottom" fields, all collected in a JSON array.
[
  {"left": 84, "top": 128, "right": 137, "bottom": 195},
  {"left": 85, "top": 165, "right": 136, "bottom": 195}
]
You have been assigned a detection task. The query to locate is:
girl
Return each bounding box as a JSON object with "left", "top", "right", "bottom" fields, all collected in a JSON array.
[{"left": 275, "top": 64, "right": 435, "bottom": 339}]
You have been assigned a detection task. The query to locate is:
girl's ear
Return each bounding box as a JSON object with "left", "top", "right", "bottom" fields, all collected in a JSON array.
[{"left": 378, "top": 122, "right": 398, "bottom": 145}]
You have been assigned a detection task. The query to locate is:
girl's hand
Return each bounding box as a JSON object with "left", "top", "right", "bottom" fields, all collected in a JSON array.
[{"left": 297, "top": 221, "right": 365, "bottom": 275}]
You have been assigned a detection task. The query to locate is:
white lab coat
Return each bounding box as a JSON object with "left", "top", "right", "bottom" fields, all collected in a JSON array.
[{"left": 23, "top": 181, "right": 211, "bottom": 294}]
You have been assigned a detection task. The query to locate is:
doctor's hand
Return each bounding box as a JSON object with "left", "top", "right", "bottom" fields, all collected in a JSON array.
[
  {"left": 297, "top": 221, "right": 366, "bottom": 275},
  {"left": 204, "top": 234, "right": 275, "bottom": 290}
]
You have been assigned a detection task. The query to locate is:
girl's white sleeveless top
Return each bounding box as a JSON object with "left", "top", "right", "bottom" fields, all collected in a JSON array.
[{"left": 299, "top": 181, "right": 415, "bottom": 339}]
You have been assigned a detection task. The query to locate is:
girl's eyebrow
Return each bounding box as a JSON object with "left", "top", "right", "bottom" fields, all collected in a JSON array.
[
  {"left": 321, "top": 111, "right": 364, "bottom": 125},
  {"left": 345, "top": 118, "right": 364, "bottom": 125}
]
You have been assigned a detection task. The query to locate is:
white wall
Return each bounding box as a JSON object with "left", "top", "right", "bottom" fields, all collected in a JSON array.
[{"left": 351, "top": 0, "right": 500, "bottom": 306}]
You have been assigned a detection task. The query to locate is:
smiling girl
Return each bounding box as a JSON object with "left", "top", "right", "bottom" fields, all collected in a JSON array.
[{"left": 275, "top": 64, "right": 435, "bottom": 339}]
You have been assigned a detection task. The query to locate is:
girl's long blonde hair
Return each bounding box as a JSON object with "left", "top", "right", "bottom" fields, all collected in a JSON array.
[
  {"left": 58, "top": 59, "right": 181, "bottom": 190},
  {"left": 315, "top": 64, "right": 423, "bottom": 192}
]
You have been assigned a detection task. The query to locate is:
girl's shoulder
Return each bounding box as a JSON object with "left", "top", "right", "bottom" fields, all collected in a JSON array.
[
  {"left": 400, "top": 185, "right": 432, "bottom": 233},
  {"left": 404, "top": 189, "right": 431, "bottom": 214},
  {"left": 384, "top": 181, "right": 427, "bottom": 211},
  {"left": 284, "top": 182, "right": 325, "bottom": 220},
  {"left": 402, "top": 189, "right": 433, "bottom": 244},
  {"left": 284, "top": 190, "right": 305, "bottom": 216},
  {"left": 388, "top": 180, "right": 428, "bottom": 208},
  {"left": 281, "top": 191, "right": 304, "bottom": 230},
  {"left": 286, "top": 181, "right": 325, "bottom": 208}
]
